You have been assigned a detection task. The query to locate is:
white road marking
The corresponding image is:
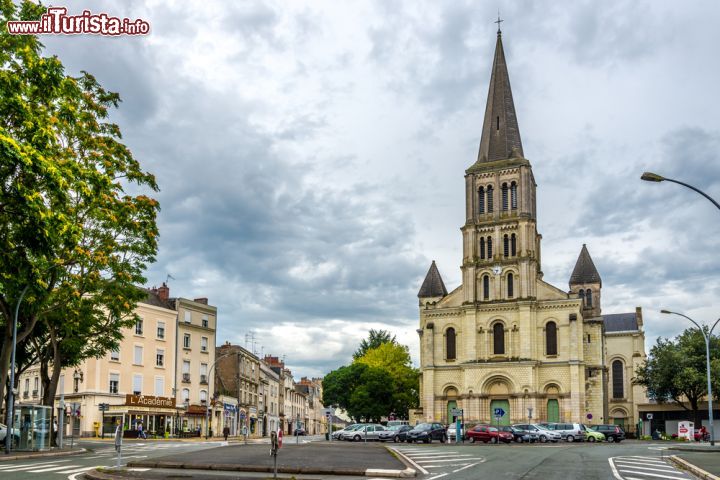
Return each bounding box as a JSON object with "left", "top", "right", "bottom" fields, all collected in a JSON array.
[
  {"left": 389, "top": 447, "right": 428, "bottom": 475},
  {"left": 427, "top": 474, "right": 448, "bottom": 480},
  {"left": 4, "top": 462, "right": 72, "bottom": 471},
  {"left": 617, "top": 465, "right": 684, "bottom": 474},
  {"left": 0, "top": 460, "right": 70, "bottom": 470},
  {"left": 28, "top": 465, "right": 82, "bottom": 473},
  {"left": 615, "top": 470, "right": 686, "bottom": 480},
  {"left": 453, "top": 462, "right": 479, "bottom": 473},
  {"left": 413, "top": 457, "right": 485, "bottom": 463},
  {"left": 615, "top": 463, "right": 676, "bottom": 471},
  {"left": 58, "top": 466, "right": 98, "bottom": 474}
]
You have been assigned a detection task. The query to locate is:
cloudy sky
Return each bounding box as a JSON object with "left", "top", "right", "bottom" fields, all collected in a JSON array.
[{"left": 36, "top": 0, "right": 720, "bottom": 378}]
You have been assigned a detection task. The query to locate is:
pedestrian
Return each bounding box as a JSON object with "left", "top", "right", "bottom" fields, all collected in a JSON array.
[
  {"left": 137, "top": 422, "right": 146, "bottom": 439},
  {"left": 223, "top": 426, "right": 230, "bottom": 441}
]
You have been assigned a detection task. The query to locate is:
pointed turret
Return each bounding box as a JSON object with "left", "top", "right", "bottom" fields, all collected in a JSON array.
[
  {"left": 477, "top": 31, "right": 523, "bottom": 163},
  {"left": 570, "top": 244, "right": 602, "bottom": 286},
  {"left": 418, "top": 261, "right": 448, "bottom": 298}
]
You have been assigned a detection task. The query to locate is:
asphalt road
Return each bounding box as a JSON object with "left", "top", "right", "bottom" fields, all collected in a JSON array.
[
  {"left": 0, "top": 439, "right": 227, "bottom": 480},
  {"left": 390, "top": 441, "right": 696, "bottom": 480}
]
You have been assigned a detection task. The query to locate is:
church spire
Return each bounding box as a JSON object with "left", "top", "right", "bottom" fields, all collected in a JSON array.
[
  {"left": 569, "top": 244, "right": 602, "bottom": 287},
  {"left": 477, "top": 28, "right": 524, "bottom": 163},
  {"left": 418, "top": 261, "right": 448, "bottom": 298}
]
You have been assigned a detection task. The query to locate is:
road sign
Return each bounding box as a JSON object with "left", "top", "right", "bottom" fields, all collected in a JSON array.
[
  {"left": 646, "top": 413, "right": 654, "bottom": 420},
  {"left": 586, "top": 413, "right": 593, "bottom": 420},
  {"left": 451, "top": 408, "right": 463, "bottom": 416},
  {"left": 493, "top": 407, "right": 506, "bottom": 418},
  {"left": 98, "top": 403, "right": 110, "bottom": 411},
  {"left": 322, "top": 408, "right": 333, "bottom": 416},
  {"left": 278, "top": 429, "right": 283, "bottom": 448}
]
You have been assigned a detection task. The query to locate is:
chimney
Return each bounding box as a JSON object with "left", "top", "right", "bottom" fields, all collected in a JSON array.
[
  {"left": 157, "top": 282, "right": 169, "bottom": 301},
  {"left": 194, "top": 297, "right": 208, "bottom": 305},
  {"left": 636, "top": 306, "right": 643, "bottom": 328}
]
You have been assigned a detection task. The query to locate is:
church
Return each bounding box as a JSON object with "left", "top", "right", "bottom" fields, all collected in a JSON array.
[{"left": 415, "top": 28, "right": 647, "bottom": 431}]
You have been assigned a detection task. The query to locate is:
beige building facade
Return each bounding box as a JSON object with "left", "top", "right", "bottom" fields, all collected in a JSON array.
[{"left": 417, "top": 29, "right": 647, "bottom": 430}]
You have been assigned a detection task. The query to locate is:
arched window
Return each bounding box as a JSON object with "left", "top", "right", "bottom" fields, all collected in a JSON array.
[
  {"left": 501, "top": 183, "right": 509, "bottom": 211},
  {"left": 507, "top": 273, "right": 514, "bottom": 298},
  {"left": 511, "top": 233, "right": 517, "bottom": 256},
  {"left": 503, "top": 234, "right": 509, "bottom": 257},
  {"left": 546, "top": 321, "right": 557, "bottom": 355},
  {"left": 182, "top": 388, "right": 190, "bottom": 402},
  {"left": 487, "top": 237, "right": 493, "bottom": 259},
  {"left": 487, "top": 186, "right": 494, "bottom": 212},
  {"left": 478, "top": 187, "right": 485, "bottom": 214},
  {"left": 483, "top": 275, "right": 490, "bottom": 300},
  {"left": 200, "top": 389, "right": 208, "bottom": 402},
  {"left": 586, "top": 289, "right": 592, "bottom": 307},
  {"left": 480, "top": 237, "right": 486, "bottom": 259},
  {"left": 446, "top": 328, "right": 456, "bottom": 360},
  {"left": 579, "top": 290, "right": 585, "bottom": 305},
  {"left": 493, "top": 323, "right": 505, "bottom": 355},
  {"left": 612, "top": 360, "right": 624, "bottom": 398},
  {"left": 510, "top": 182, "right": 518, "bottom": 210}
]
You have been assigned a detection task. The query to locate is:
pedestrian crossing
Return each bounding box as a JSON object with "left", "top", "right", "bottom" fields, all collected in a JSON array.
[
  {"left": 609, "top": 456, "right": 693, "bottom": 480},
  {"left": 391, "top": 446, "right": 485, "bottom": 477},
  {"left": 0, "top": 460, "right": 98, "bottom": 475}
]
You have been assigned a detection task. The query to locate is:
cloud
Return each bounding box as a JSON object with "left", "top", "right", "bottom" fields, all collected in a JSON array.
[{"left": 35, "top": 0, "right": 720, "bottom": 378}]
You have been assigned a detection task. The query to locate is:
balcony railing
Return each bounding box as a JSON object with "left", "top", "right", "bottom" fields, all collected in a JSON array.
[
  {"left": 32, "top": 390, "right": 38, "bottom": 398},
  {"left": 22, "top": 392, "right": 29, "bottom": 399},
  {"left": 182, "top": 373, "right": 191, "bottom": 383},
  {"left": 200, "top": 375, "right": 208, "bottom": 384}
]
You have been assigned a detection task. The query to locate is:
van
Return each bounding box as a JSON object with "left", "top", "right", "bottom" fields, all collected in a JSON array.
[{"left": 546, "top": 422, "right": 586, "bottom": 442}]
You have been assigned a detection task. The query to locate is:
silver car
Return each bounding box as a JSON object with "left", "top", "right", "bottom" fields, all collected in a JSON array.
[
  {"left": 332, "top": 424, "right": 360, "bottom": 440},
  {"left": 343, "top": 424, "right": 386, "bottom": 441},
  {"left": 544, "top": 422, "right": 586, "bottom": 442},
  {"left": 513, "top": 423, "right": 562, "bottom": 443}
]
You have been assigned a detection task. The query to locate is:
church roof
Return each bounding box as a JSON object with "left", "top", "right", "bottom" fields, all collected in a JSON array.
[
  {"left": 569, "top": 244, "right": 602, "bottom": 286},
  {"left": 418, "top": 261, "right": 448, "bottom": 298},
  {"left": 603, "top": 313, "right": 639, "bottom": 332},
  {"left": 476, "top": 31, "right": 524, "bottom": 163}
]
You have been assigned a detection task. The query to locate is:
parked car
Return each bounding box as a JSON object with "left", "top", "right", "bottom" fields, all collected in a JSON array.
[
  {"left": 344, "top": 424, "right": 386, "bottom": 441},
  {"left": 500, "top": 425, "right": 537, "bottom": 443},
  {"left": 0, "top": 423, "right": 19, "bottom": 448},
  {"left": 446, "top": 423, "right": 466, "bottom": 441},
  {"left": 589, "top": 424, "right": 625, "bottom": 443},
  {"left": 406, "top": 423, "right": 447, "bottom": 443},
  {"left": 378, "top": 424, "right": 412, "bottom": 442},
  {"left": 293, "top": 427, "right": 307, "bottom": 436},
  {"left": 386, "top": 420, "right": 409, "bottom": 428},
  {"left": 466, "top": 424, "right": 513, "bottom": 444},
  {"left": 513, "top": 424, "right": 561, "bottom": 443},
  {"left": 332, "top": 424, "right": 360, "bottom": 440},
  {"left": 584, "top": 426, "right": 605, "bottom": 442},
  {"left": 545, "top": 423, "right": 586, "bottom": 442}
]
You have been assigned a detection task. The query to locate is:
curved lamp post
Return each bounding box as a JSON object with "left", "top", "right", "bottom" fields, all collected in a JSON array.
[
  {"left": 4, "top": 285, "right": 29, "bottom": 455},
  {"left": 640, "top": 172, "right": 720, "bottom": 211},
  {"left": 660, "top": 309, "right": 719, "bottom": 446}
]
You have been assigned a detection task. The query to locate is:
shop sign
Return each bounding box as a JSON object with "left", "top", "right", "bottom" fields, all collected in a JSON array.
[
  {"left": 223, "top": 403, "right": 237, "bottom": 413},
  {"left": 249, "top": 406, "right": 257, "bottom": 418},
  {"left": 187, "top": 404, "right": 208, "bottom": 415},
  {"left": 125, "top": 394, "right": 176, "bottom": 408}
]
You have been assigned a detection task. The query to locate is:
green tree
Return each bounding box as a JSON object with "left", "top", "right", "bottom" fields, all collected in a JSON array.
[
  {"left": 356, "top": 342, "right": 419, "bottom": 419},
  {"left": 634, "top": 328, "right": 720, "bottom": 426},
  {"left": 0, "top": 0, "right": 159, "bottom": 413},
  {"left": 353, "top": 329, "right": 397, "bottom": 360}
]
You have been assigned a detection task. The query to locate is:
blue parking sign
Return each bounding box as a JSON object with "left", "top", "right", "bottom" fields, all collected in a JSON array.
[{"left": 494, "top": 407, "right": 506, "bottom": 418}]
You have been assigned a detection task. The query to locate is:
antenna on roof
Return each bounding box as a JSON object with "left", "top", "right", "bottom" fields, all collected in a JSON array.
[{"left": 165, "top": 273, "right": 175, "bottom": 284}]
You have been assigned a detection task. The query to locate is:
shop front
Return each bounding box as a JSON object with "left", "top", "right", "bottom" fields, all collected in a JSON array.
[
  {"left": 222, "top": 402, "right": 237, "bottom": 436},
  {"left": 103, "top": 394, "right": 179, "bottom": 438},
  {"left": 183, "top": 404, "right": 208, "bottom": 436},
  {"left": 249, "top": 406, "right": 258, "bottom": 437}
]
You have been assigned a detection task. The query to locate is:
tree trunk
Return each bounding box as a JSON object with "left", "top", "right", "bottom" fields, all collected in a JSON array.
[{"left": 0, "top": 313, "right": 40, "bottom": 414}]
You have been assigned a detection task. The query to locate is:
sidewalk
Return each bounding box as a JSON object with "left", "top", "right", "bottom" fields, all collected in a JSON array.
[
  {"left": 666, "top": 444, "right": 720, "bottom": 480},
  {"left": 126, "top": 442, "right": 414, "bottom": 477}
]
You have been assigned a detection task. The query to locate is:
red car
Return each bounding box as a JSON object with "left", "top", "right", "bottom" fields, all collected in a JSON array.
[{"left": 466, "top": 424, "right": 513, "bottom": 444}]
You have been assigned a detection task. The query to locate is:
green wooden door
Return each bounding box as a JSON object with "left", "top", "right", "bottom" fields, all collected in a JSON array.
[
  {"left": 490, "top": 399, "right": 510, "bottom": 426},
  {"left": 447, "top": 400, "right": 457, "bottom": 423},
  {"left": 547, "top": 399, "right": 559, "bottom": 423}
]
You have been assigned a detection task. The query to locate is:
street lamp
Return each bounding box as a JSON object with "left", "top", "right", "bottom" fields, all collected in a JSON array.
[
  {"left": 660, "top": 309, "right": 719, "bottom": 446},
  {"left": 641, "top": 172, "right": 720, "bottom": 211},
  {"left": 4, "top": 285, "right": 29, "bottom": 455}
]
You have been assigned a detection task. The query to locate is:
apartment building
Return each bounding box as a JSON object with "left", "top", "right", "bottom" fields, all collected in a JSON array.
[
  {"left": 170, "top": 293, "right": 217, "bottom": 434},
  {"left": 259, "top": 361, "right": 280, "bottom": 436},
  {"left": 215, "top": 343, "right": 261, "bottom": 437}
]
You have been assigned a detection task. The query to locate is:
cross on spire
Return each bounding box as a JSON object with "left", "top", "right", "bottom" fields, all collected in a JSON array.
[{"left": 495, "top": 11, "right": 503, "bottom": 34}]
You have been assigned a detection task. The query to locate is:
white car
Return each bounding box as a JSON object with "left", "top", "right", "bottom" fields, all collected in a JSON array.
[
  {"left": 446, "top": 424, "right": 465, "bottom": 441},
  {"left": 0, "top": 423, "right": 19, "bottom": 447}
]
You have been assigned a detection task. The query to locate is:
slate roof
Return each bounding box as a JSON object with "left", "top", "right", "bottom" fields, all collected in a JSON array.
[
  {"left": 569, "top": 244, "right": 602, "bottom": 286},
  {"left": 603, "top": 313, "right": 639, "bottom": 332},
  {"left": 476, "top": 31, "right": 524, "bottom": 163},
  {"left": 140, "top": 288, "right": 173, "bottom": 310},
  {"left": 418, "top": 261, "right": 448, "bottom": 298}
]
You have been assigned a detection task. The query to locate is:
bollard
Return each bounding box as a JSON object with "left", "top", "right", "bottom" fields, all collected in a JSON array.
[
  {"left": 114, "top": 422, "right": 123, "bottom": 468},
  {"left": 270, "top": 431, "right": 279, "bottom": 479}
]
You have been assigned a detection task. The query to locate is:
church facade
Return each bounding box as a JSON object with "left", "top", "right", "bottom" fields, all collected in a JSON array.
[{"left": 416, "top": 29, "right": 647, "bottom": 429}]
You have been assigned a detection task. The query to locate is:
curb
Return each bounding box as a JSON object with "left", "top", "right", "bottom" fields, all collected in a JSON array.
[
  {"left": 127, "top": 460, "right": 415, "bottom": 477},
  {"left": 668, "top": 455, "right": 720, "bottom": 480},
  {"left": 0, "top": 447, "right": 87, "bottom": 462}
]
